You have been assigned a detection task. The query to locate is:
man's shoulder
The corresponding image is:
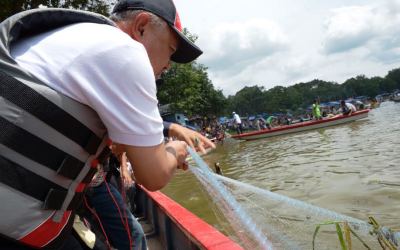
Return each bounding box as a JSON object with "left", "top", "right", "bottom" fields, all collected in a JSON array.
[
  {"left": 61, "top": 22, "right": 131, "bottom": 44},
  {"left": 51, "top": 23, "right": 148, "bottom": 65}
]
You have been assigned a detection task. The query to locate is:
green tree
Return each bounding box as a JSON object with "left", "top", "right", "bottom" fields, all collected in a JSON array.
[
  {"left": 158, "top": 61, "right": 227, "bottom": 117},
  {"left": 226, "top": 85, "right": 265, "bottom": 115},
  {"left": 157, "top": 30, "right": 226, "bottom": 117},
  {"left": 385, "top": 68, "right": 400, "bottom": 90},
  {"left": 0, "top": 0, "right": 115, "bottom": 21}
]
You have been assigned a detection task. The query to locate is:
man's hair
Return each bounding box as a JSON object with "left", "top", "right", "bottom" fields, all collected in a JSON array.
[{"left": 110, "top": 10, "right": 166, "bottom": 29}]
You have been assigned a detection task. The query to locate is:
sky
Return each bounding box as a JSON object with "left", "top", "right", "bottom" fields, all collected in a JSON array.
[{"left": 173, "top": 0, "right": 400, "bottom": 95}]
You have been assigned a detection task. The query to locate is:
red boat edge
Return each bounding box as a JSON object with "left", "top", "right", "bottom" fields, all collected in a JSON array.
[
  {"left": 231, "top": 109, "right": 370, "bottom": 140},
  {"left": 135, "top": 185, "right": 243, "bottom": 250}
]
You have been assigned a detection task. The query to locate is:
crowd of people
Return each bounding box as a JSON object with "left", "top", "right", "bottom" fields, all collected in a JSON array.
[
  {"left": 184, "top": 96, "right": 366, "bottom": 139},
  {"left": 226, "top": 98, "right": 366, "bottom": 135}
]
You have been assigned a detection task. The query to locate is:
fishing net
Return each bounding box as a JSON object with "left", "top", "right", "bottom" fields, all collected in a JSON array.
[{"left": 188, "top": 148, "right": 396, "bottom": 250}]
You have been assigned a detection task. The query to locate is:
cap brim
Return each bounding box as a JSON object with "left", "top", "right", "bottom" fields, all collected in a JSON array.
[{"left": 170, "top": 26, "right": 203, "bottom": 63}]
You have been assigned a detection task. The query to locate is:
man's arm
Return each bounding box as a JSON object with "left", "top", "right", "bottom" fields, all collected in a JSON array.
[{"left": 122, "top": 140, "right": 188, "bottom": 191}]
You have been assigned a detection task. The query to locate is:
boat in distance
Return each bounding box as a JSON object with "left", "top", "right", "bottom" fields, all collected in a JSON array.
[{"left": 231, "top": 110, "right": 370, "bottom": 141}]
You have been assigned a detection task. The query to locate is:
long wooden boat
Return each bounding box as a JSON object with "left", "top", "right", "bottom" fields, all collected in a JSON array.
[
  {"left": 231, "top": 110, "right": 369, "bottom": 141},
  {"left": 135, "top": 185, "right": 243, "bottom": 250}
]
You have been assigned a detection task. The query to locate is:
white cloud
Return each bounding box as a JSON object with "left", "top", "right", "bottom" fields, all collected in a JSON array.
[
  {"left": 174, "top": 0, "right": 400, "bottom": 95},
  {"left": 323, "top": 0, "right": 400, "bottom": 65},
  {"left": 323, "top": 5, "right": 377, "bottom": 53},
  {"left": 197, "top": 19, "right": 289, "bottom": 73}
]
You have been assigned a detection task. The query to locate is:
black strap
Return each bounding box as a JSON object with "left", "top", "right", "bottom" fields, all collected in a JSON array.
[
  {"left": 96, "top": 146, "right": 111, "bottom": 165},
  {"left": 0, "top": 70, "right": 101, "bottom": 154},
  {"left": 57, "top": 156, "right": 85, "bottom": 180},
  {"left": 0, "top": 116, "right": 84, "bottom": 179},
  {"left": 0, "top": 155, "right": 85, "bottom": 211},
  {"left": 81, "top": 167, "right": 98, "bottom": 184},
  {"left": 0, "top": 155, "right": 66, "bottom": 203},
  {"left": 43, "top": 189, "right": 83, "bottom": 210}
]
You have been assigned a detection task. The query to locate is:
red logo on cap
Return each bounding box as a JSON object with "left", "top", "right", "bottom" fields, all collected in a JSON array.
[{"left": 174, "top": 12, "right": 182, "bottom": 32}]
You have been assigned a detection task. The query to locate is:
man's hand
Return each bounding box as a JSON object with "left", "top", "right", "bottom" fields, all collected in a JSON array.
[
  {"left": 121, "top": 167, "right": 134, "bottom": 187},
  {"left": 119, "top": 152, "right": 134, "bottom": 187},
  {"left": 165, "top": 140, "right": 189, "bottom": 170},
  {"left": 168, "top": 123, "right": 216, "bottom": 154}
]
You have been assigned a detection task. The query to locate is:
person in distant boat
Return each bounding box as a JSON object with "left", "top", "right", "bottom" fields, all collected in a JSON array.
[
  {"left": 232, "top": 112, "right": 243, "bottom": 134},
  {"left": 329, "top": 106, "right": 338, "bottom": 115},
  {"left": 214, "top": 162, "right": 223, "bottom": 175},
  {"left": 340, "top": 100, "right": 357, "bottom": 115},
  {"left": 370, "top": 98, "right": 379, "bottom": 108},
  {"left": 259, "top": 118, "right": 267, "bottom": 129},
  {"left": 265, "top": 116, "right": 276, "bottom": 129},
  {"left": 255, "top": 118, "right": 261, "bottom": 130},
  {"left": 312, "top": 98, "right": 322, "bottom": 120},
  {"left": 284, "top": 116, "right": 292, "bottom": 125}
]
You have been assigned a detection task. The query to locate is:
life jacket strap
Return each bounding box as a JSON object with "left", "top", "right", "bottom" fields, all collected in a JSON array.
[
  {"left": 0, "top": 70, "right": 102, "bottom": 154},
  {"left": 0, "top": 115, "right": 85, "bottom": 180}
]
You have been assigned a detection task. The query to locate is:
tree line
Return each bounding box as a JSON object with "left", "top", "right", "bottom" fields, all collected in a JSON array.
[
  {"left": 2, "top": 0, "right": 400, "bottom": 118},
  {"left": 223, "top": 70, "right": 400, "bottom": 117},
  {"left": 162, "top": 61, "right": 400, "bottom": 117}
]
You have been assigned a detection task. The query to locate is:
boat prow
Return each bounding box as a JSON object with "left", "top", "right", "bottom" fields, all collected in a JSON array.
[{"left": 231, "top": 110, "right": 370, "bottom": 141}]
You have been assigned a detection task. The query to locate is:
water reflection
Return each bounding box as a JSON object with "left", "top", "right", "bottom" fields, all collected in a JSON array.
[{"left": 162, "top": 102, "right": 400, "bottom": 245}]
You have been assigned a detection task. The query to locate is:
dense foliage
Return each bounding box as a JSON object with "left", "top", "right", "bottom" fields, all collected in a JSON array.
[
  {"left": 226, "top": 69, "right": 400, "bottom": 116},
  {"left": 0, "top": 0, "right": 116, "bottom": 21},
  {"left": 157, "top": 61, "right": 227, "bottom": 117}
]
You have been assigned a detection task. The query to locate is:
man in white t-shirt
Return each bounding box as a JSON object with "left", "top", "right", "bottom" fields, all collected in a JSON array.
[
  {"left": 10, "top": 0, "right": 214, "bottom": 249},
  {"left": 12, "top": 0, "right": 203, "bottom": 191},
  {"left": 232, "top": 112, "right": 243, "bottom": 134},
  {"left": 340, "top": 100, "right": 357, "bottom": 115}
]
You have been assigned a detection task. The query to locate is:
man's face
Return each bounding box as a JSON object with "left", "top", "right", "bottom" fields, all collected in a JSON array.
[{"left": 141, "top": 19, "right": 179, "bottom": 78}]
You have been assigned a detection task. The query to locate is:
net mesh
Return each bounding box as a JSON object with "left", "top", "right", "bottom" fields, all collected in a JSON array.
[{"left": 188, "top": 147, "right": 384, "bottom": 250}]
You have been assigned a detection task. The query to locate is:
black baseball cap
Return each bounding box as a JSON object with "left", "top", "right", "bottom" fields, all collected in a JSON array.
[{"left": 112, "top": 0, "right": 203, "bottom": 63}]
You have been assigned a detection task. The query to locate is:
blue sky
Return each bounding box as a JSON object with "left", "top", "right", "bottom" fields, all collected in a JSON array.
[{"left": 174, "top": 0, "right": 400, "bottom": 95}]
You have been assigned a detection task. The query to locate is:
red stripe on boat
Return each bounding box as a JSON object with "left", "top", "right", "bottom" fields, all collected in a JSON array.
[
  {"left": 232, "top": 109, "right": 369, "bottom": 139},
  {"left": 144, "top": 189, "right": 243, "bottom": 250}
]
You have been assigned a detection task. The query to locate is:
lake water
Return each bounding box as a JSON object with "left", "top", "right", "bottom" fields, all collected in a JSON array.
[{"left": 162, "top": 101, "right": 400, "bottom": 249}]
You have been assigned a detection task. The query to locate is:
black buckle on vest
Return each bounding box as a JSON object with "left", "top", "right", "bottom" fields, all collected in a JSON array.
[
  {"left": 97, "top": 147, "right": 111, "bottom": 165},
  {"left": 84, "top": 135, "right": 102, "bottom": 155},
  {"left": 42, "top": 188, "right": 67, "bottom": 210},
  {"left": 57, "top": 156, "right": 84, "bottom": 179},
  {"left": 67, "top": 192, "right": 84, "bottom": 210},
  {"left": 81, "top": 167, "right": 98, "bottom": 184}
]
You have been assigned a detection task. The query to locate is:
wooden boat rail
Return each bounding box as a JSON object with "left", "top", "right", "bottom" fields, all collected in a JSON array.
[{"left": 135, "top": 186, "right": 243, "bottom": 250}]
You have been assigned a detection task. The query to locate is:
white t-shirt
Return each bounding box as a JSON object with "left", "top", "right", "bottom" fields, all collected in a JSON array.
[
  {"left": 11, "top": 23, "right": 163, "bottom": 147},
  {"left": 346, "top": 103, "right": 357, "bottom": 112},
  {"left": 233, "top": 113, "right": 241, "bottom": 124}
]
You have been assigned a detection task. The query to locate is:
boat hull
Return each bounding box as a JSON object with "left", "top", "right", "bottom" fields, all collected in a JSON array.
[
  {"left": 135, "top": 185, "right": 243, "bottom": 250},
  {"left": 232, "top": 110, "right": 369, "bottom": 141}
]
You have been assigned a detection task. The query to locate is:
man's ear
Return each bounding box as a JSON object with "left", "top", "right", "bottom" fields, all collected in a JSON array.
[{"left": 130, "top": 12, "right": 151, "bottom": 41}]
